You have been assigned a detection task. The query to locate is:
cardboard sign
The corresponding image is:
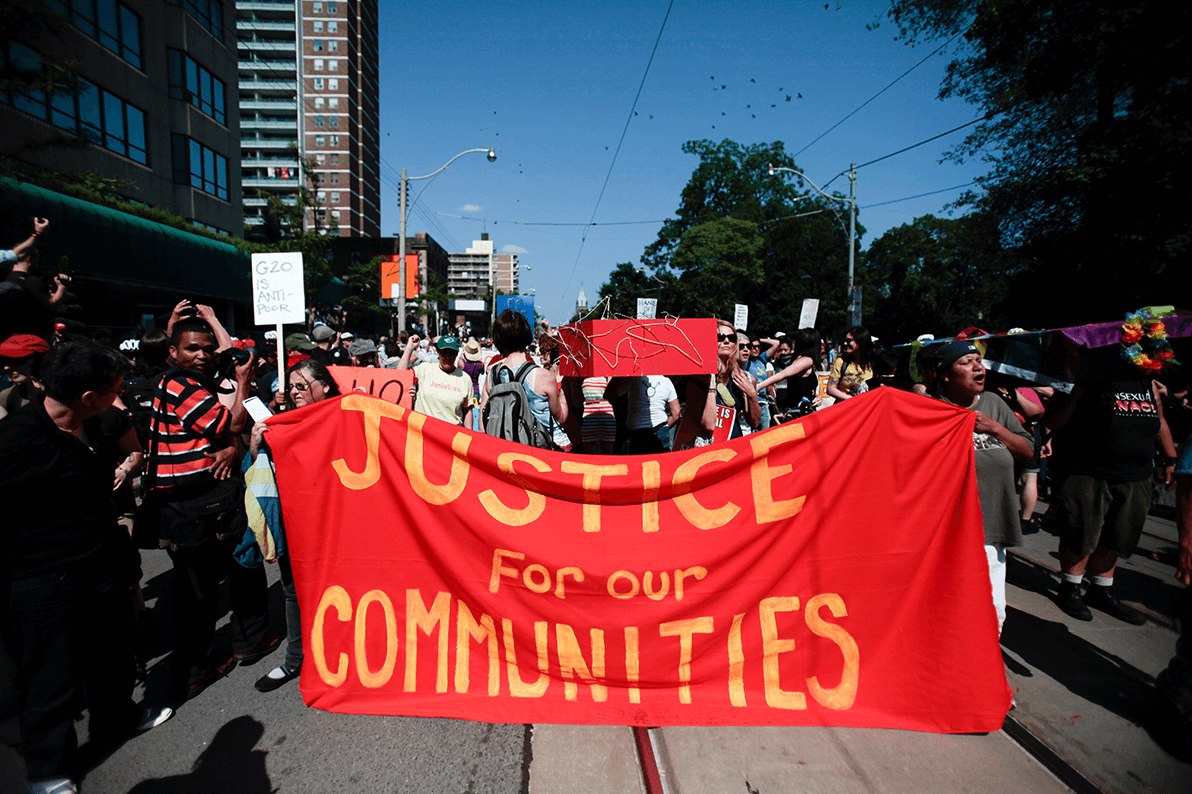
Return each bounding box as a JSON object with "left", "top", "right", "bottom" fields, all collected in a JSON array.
[
  {"left": 734, "top": 304, "right": 748, "bottom": 331},
  {"left": 799, "top": 299, "right": 819, "bottom": 330},
  {"left": 711, "top": 403, "right": 736, "bottom": 443},
  {"left": 637, "top": 298, "right": 658, "bottom": 320},
  {"left": 252, "top": 252, "right": 305, "bottom": 326},
  {"left": 557, "top": 318, "right": 717, "bottom": 378},
  {"left": 327, "top": 366, "right": 413, "bottom": 408}
]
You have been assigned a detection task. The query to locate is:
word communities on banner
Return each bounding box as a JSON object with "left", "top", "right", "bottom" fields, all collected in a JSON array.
[{"left": 262, "top": 388, "right": 1011, "bottom": 733}]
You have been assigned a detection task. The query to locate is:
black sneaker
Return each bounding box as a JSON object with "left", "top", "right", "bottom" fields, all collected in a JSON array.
[
  {"left": 1055, "top": 581, "right": 1093, "bottom": 621},
  {"left": 1084, "top": 584, "right": 1147, "bottom": 625}
]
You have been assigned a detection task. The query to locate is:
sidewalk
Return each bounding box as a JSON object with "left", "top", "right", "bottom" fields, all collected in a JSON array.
[{"left": 530, "top": 501, "right": 1192, "bottom": 793}]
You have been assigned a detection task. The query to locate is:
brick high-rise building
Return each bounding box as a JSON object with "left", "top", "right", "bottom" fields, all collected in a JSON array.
[
  {"left": 237, "top": 0, "right": 379, "bottom": 237},
  {"left": 448, "top": 233, "right": 519, "bottom": 299}
]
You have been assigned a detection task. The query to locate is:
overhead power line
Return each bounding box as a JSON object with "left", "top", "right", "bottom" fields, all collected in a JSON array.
[
  {"left": 793, "top": 30, "right": 964, "bottom": 159},
  {"left": 860, "top": 181, "right": 977, "bottom": 209},
  {"left": 560, "top": 0, "right": 676, "bottom": 300}
]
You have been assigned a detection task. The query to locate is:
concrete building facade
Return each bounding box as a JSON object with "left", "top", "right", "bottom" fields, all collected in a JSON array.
[
  {"left": 0, "top": 0, "right": 242, "bottom": 234},
  {"left": 448, "top": 233, "right": 519, "bottom": 300},
  {"left": 237, "top": 0, "right": 379, "bottom": 237}
]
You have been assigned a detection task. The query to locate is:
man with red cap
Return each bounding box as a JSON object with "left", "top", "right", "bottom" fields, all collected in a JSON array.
[{"left": 0, "top": 334, "right": 51, "bottom": 420}]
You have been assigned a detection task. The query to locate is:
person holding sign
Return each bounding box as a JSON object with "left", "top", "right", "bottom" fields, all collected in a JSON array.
[
  {"left": 674, "top": 319, "right": 760, "bottom": 448},
  {"left": 397, "top": 334, "right": 472, "bottom": 427}
]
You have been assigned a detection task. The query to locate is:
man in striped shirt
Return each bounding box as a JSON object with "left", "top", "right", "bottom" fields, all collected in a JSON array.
[{"left": 152, "top": 319, "right": 275, "bottom": 700}]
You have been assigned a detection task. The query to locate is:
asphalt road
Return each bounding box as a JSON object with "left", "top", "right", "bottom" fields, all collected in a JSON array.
[{"left": 72, "top": 549, "right": 533, "bottom": 794}]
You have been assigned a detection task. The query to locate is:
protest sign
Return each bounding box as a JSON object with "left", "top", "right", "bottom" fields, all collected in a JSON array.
[
  {"left": 264, "top": 388, "right": 1010, "bottom": 733},
  {"left": 252, "top": 252, "right": 305, "bottom": 326},
  {"left": 327, "top": 366, "right": 413, "bottom": 408},
  {"left": 637, "top": 298, "right": 657, "bottom": 320},
  {"left": 734, "top": 304, "right": 748, "bottom": 331},
  {"left": 799, "top": 299, "right": 819, "bottom": 330}
]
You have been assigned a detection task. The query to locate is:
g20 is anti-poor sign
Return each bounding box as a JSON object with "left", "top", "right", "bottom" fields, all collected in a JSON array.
[{"left": 252, "top": 252, "right": 305, "bottom": 326}]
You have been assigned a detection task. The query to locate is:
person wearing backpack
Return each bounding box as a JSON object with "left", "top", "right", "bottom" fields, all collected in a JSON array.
[{"left": 480, "top": 310, "right": 568, "bottom": 448}]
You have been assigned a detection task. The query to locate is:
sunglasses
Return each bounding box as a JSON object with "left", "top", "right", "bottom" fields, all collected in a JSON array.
[
  {"left": 738, "top": 343, "right": 750, "bottom": 350},
  {"left": 717, "top": 334, "right": 736, "bottom": 343}
]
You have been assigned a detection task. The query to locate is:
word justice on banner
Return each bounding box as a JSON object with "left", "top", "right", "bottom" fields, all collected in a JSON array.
[{"left": 263, "top": 388, "right": 1011, "bottom": 733}]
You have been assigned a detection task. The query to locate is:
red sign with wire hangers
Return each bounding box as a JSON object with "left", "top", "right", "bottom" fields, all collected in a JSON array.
[{"left": 557, "top": 318, "right": 718, "bottom": 377}]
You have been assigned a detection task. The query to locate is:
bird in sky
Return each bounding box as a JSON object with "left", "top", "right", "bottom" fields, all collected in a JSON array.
[{"left": 786, "top": 95, "right": 791, "bottom": 101}]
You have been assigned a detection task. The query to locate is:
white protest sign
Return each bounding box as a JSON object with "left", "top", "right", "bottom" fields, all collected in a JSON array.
[
  {"left": 734, "top": 303, "right": 748, "bottom": 330},
  {"left": 637, "top": 297, "right": 657, "bottom": 319},
  {"left": 251, "top": 252, "right": 306, "bottom": 326},
  {"left": 798, "top": 298, "right": 820, "bottom": 330}
]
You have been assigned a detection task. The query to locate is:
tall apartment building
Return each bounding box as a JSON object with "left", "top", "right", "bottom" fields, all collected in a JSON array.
[
  {"left": 448, "top": 233, "right": 519, "bottom": 300},
  {"left": 237, "top": 0, "right": 379, "bottom": 237},
  {"left": 0, "top": 0, "right": 242, "bottom": 234}
]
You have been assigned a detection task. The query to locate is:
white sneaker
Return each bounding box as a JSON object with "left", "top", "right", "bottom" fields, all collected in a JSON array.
[
  {"left": 29, "top": 778, "right": 78, "bottom": 794},
  {"left": 135, "top": 705, "right": 175, "bottom": 733}
]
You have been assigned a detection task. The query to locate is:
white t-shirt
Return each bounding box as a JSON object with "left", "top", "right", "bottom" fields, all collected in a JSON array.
[
  {"left": 624, "top": 375, "right": 678, "bottom": 430},
  {"left": 413, "top": 362, "right": 472, "bottom": 425}
]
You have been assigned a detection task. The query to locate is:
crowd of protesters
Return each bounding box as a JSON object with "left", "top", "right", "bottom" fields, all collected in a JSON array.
[{"left": 2, "top": 216, "right": 1191, "bottom": 792}]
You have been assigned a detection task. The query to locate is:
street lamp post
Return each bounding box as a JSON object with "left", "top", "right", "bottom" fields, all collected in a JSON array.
[
  {"left": 398, "top": 147, "right": 496, "bottom": 333},
  {"left": 767, "top": 163, "right": 858, "bottom": 323}
]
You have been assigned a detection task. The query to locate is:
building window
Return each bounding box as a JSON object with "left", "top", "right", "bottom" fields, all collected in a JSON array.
[
  {"left": 315, "top": 135, "right": 324, "bottom": 146},
  {"left": 328, "top": 58, "right": 337, "bottom": 71},
  {"left": 328, "top": 78, "right": 339, "bottom": 90},
  {"left": 328, "top": 40, "right": 337, "bottom": 52},
  {"left": 313, "top": 1, "right": 322, "bottom": 11},
  {"left": 328, "top": 115, "right": 338, "bottom": 128},
  {"left": 315, "top": 154, "right": 324, "bottom": 165},
  {"left": 314, "top": 96, "right": 324, "bottom": 108},
  {"left": 2, "top": 46, "right": 148, "bottom": 165},
  {"left": 172, "top": 134, "right": 227, "bottom": 200},
  {"left": 330, "top": 172, "right": 339, "bottom": 183},
  {"left": 330, "top": 153, "right": 339, "bottom": 164},
  {"left": 328, "top": 1, "right": 337, "bottom": 12},
  {"left": 328, "top": 97, "right": 338, "bottom": 109},
  {"left": 330, "top": 192, "right": 340, "bottom": 203},
  {"left": 313, "top": 77, "right": 323, "bottom": 89},
  {"left": 329, "top": 134, "right": 339, "bottom": 146},
  {"left": 167, "top": 50, "right": 225, "bottom": 125},
  {"left": 313, "top": 39, "right": 323, "bottom": 51},
  {"left": 313, "top": 20, "right": 322, "bottom": 31},
  {"left": 314, "top": 115, "right": 324, "bottom": 128},
  {"left": 313, "top": 58, "right": 323, "bottom": 71},
  {"left": 46, "top": 0, "right": 143, "bottom": 69},
  {"left": 328, "top": 20, "right": 338, "bottom": 32},
  {"left": 165, "top": 0, "right": 223, "bottom": 43}
]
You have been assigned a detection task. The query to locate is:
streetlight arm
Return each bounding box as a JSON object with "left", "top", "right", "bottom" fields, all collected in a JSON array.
[
  {"left": 766, "top": 164, "right": 853, "bottom": 208},
  {"left": 408, "top": 148, "right": 496, "bottom": 181}
]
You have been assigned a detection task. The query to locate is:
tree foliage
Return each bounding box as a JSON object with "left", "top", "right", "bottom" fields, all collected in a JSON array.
[
  {"left": 863, "top": 213, "right": 1020, "bottom": 342},
  {"left": 886, "top": 0, "right": 1192, "bottom": 325},
  {"left": 636, "top": 139, "right": 862, "bottom": 335}
]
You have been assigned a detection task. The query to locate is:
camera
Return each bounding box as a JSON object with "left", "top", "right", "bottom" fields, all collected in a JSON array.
[{"left": 215, "top": 346, "right": 251, "bottom": 382}]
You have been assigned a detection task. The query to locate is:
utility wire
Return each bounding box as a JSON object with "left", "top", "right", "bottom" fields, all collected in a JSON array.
[
  {"left": 793, "top": 30, "right": 963, "bottom": 159},
  {"left": 822, "top": 114, "right": 986, "bottom": 190},
  {"left": 560, "top": 0, "right": 676, "bottom": 300},
  {"left": 860, "top": 181, "right": 976, "bottom": 209}
]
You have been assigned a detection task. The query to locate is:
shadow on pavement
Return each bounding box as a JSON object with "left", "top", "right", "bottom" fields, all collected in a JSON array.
[
  {"left": 123, "top": 715, "right": 273, "bottom": 794},
  {"left": 1001, "top": 606, "right": 1158, "bottom": 726}
]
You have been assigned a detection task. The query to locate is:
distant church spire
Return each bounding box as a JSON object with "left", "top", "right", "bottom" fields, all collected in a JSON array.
[{"left": 576, "top": 284, "right": 588, "bottom": 317}]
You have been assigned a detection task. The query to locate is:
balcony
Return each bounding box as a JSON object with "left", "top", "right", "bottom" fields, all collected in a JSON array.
[
  {"left": 239, "top": 79, "right": 294, "bottom": 91},
  {"left": 236, "top": 20, "right": 295, "bottom": 32},
  {"left": 238, "top": 59, "right": 296, "bottom": 74},
  {"left": 237, "top": 0, "right": 296, "bottom": 11},
  {"left": 239, "top": 39, "right": 296, "bottom": 53},
  {"left": 241, "top": 118, "right": 298, "bottom": 130},
  {"left": 242, "top": 157, "right": 299, "bottom": 167},
  {"left": 240, "top": 98, "right": 298, "bottom": 111},
  {"left": 240, "top": 137, "right": 299, "bottom": 149},
  {"left": 242, "top": 177, "right": 300, "bottom": 189}
]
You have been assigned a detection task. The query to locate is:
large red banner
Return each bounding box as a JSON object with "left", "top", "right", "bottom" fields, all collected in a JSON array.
[{"left": 265, "top": 387, "right": 1010, "bottom": 733}]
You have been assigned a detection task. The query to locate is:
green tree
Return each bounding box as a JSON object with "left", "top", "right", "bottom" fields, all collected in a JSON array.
[
  {"left": 884, "top": 0, "right": 1192, "bottom": 325},
  {"left": 595, "top": 262, "right": 676, "bottom": 319},
  {"left": 640, "top": 139, "right": 862, "bottom": 334},
  {"left": 863, "top": 213, "right": 1021, "bottom": 342}
]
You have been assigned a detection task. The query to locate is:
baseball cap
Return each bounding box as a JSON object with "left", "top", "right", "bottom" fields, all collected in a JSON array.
[
  {"left": 311, "top": 324, "right": 335, "bottom": 342},
  {"left": 0, "top": 334, "right": 51, "bottom": 358},
  {"left": 436, "top": 335, "right": 460, "bottom": 352},
  {"left": 934, "top": 340, "right": 981, "bottom": 372},
  {"left": 285, "top": 332, "right": 316, "bottom": 351},
  {"left": 349, "top": 339, "right": 377, "bottom": 357}
]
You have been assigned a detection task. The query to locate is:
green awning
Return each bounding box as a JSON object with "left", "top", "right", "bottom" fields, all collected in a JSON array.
[{"left": 1, "top": 177, "right": 250, "bottom": 301}]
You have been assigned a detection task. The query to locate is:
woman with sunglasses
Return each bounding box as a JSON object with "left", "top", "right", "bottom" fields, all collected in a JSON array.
[
  {"left": 246, "top": 358, "right": 341, "bottom": 694},
  {"left": 674, "top": 319, "right": 760, "bottom": 448},
  {"left": 827, "top": 325, "right": 874, "bottom": 403}
]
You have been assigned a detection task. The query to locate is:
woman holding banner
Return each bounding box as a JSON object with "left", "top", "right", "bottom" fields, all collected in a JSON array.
[
  {"left": 245, "top": 359, "right": 340, "bottom": 693},
  {"left": 674, "top": 319, "right": 760, "bottom": 449}
]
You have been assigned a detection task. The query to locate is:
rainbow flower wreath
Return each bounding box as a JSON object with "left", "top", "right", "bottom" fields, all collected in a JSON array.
[{"left": 1121, "top": 307, "right": 1179, "bottom": 372}]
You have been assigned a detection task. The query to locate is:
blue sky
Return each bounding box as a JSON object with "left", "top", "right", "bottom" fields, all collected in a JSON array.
[{"left": 377, "top": 1, "right": 984, "bottom": 324}]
